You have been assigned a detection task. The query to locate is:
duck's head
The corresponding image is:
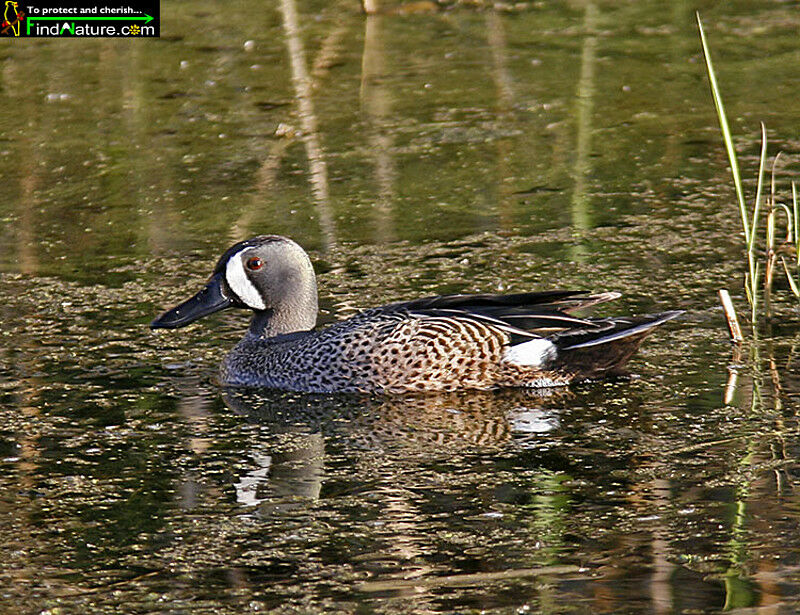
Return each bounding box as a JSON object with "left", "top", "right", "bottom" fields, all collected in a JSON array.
[{"left": 151, "top": 235, "right": 318, "bottom": 336}]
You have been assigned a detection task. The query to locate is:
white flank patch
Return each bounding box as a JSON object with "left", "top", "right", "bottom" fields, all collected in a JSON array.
[
  {"left": 502, "top": 338, "right": 557, "bottom": 367},
  {"left": 225, "top": 249, "right": 266, "bottom": 310}
]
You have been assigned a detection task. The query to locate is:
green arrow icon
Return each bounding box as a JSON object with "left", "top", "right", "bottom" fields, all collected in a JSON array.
[{"left": 26, "top": 13, "right": 154, "bottom": 35}]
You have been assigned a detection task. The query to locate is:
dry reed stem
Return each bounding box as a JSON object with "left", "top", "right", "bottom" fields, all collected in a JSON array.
[{"left": 718, "top": 289, "right": 744, "bottom": 343}]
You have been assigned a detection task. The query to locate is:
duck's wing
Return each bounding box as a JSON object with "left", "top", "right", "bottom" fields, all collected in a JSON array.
[
  {"left": 391, "top": 290, "right": 619, "bottom": 314},
  {"left": 380, "top": 291, "right": 682, "bottom": 348},
  {"left": 553, "top": 311, "right": 684, "bottom": 350},
  {"left": 379, "top": 290, "right": 618, "bottom": 344}
]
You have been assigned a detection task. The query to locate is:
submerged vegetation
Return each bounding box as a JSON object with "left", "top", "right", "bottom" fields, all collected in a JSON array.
[{"left": 698, "top": 14, "right": 800, "bottom": 327}]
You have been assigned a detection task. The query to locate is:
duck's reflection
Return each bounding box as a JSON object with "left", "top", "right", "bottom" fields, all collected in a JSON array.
[
  {"left": 223, "top": 387, "right": 567, "bottom": 510},
  {"left": 233, "top": 433, "right": 324, "bottom": 507}
]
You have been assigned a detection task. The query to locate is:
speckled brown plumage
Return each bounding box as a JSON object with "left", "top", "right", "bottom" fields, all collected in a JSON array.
[
  {"left": 152, "top": 235, "right": 683, "bottom": 394},
  {"left": 221, "top": 308, "right": 517, "bottom": 393},
  {"left": 220, "top": 295, "right": 675, "bottom": 394}
]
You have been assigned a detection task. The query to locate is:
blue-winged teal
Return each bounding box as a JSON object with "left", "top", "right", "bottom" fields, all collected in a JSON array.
[{"left": 151, "top": 235, "right": 682, "bottom": 394}]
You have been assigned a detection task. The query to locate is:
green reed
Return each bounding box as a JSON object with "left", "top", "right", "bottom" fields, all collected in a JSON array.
[{"left": 697, "top": 14, "right": 799, "bottom": 326}]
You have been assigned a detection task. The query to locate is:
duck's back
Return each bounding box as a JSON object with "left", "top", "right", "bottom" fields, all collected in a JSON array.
[{"left": 220, "top": 291, "right": 679, "bottom": 394}]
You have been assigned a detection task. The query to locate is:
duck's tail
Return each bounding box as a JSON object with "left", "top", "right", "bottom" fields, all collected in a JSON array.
[{"left": 550, "top": 310, "right": 684, "bottom": 379}]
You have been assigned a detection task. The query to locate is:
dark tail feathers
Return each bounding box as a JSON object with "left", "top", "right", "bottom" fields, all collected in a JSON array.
[{"left": 552, "top": 310, "right": 683, "bottom": 379}]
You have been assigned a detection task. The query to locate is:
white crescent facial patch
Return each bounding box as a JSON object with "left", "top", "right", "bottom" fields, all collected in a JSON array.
[{"left": 225, "top": 249, "right": 267, "bottom": 310}]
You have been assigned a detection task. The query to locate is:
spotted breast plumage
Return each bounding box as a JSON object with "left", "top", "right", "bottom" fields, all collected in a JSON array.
[{"left": 151, "top": 235, "right": 682, "bottom": 394}]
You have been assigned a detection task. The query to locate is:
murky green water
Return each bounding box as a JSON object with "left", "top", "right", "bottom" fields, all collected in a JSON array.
[{"left": 2, "top": 0, "right": 800, "bottom": 612}]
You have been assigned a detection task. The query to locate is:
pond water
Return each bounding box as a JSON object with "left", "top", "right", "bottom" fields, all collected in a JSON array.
[{"left": 2, "top": 0, "right": 800, "bottom": 612}]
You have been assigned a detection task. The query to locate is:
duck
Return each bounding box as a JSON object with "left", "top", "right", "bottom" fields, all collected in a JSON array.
[{"left": 151, "top": 235, "right": 682, "bottom": 394}]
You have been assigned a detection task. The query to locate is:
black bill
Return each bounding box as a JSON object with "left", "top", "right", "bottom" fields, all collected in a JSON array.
[{"left": 151, "top": 273, "right": 234, "bottom": 329}]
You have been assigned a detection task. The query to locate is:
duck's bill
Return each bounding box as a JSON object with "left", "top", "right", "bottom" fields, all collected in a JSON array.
[{"left": 151, "top": 273, "right": 234, "bottom": 329}]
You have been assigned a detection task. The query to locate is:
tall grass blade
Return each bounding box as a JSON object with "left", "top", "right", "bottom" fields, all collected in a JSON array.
[
  {"left": 748, "top": 124, "right": 767, "bottom": 255},
  {"left": 793, "top": 181, "right": 799, "bottom": 266},
  {"left": 745, "top": 272, "right": 753, "bottom": 308},
  {"left": 780, "top": 258, "right": 800, "bottom": 298},
  {"left": 753, "top": 262, "right": 760, "bottom": 321},
  {"left": 696, "top": 13, "right": 750, "bottom": 244},
  {"left": 775, "top": 203, "right": 793, "bottom": 233},
  {"left": 765, "top": 208, "right": 775, "bottom": 319}
]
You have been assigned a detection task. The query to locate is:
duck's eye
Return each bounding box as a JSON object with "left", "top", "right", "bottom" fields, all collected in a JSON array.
[{"left": 246, "top": 257, "right": 263, "bottom": 271}]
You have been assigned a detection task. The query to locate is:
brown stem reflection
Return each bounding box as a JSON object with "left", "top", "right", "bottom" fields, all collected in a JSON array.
[
  {"left": 649, "top": 477, "right": 675, "bottom": 614},
  {"left": 3, "top": 50, "right": 46, "bottom": 599},
  {"left": 232, "top": 21, "right": 349, "bottom": 244},
  {"left": 571, "top": 1, "right": 598, "bottom": 261},
  {"left": 360, "top": 13, "right": 397, "bottom": 244},
  {"left": 716, "top": 333, "right": 800, "bottom": 608},
  {"left": 278, "top": 0, "right": 337, "bottom": 252},
  {"left": 486, "top": 9, "right": 514, "bottom": 233}
]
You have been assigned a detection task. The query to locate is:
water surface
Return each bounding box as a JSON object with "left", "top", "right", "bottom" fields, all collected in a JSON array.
[{"left": 2, "top": 1, "right": 800, "bottom": 612}]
